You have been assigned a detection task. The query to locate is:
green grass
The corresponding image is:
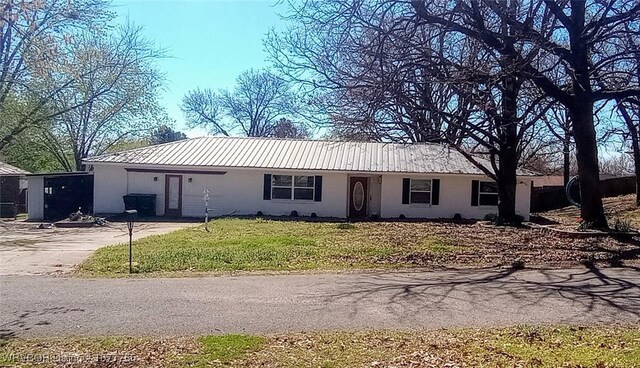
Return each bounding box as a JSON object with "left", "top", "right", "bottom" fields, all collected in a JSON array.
[
  {"left": 78, "top": 218, "right": 458, "bottom": 276},
  {"left": 1, "top": 326, "right": 638, "bottom": 367},
  {"left": 196, "top": 335, "right": 266, "bottom": 365}
]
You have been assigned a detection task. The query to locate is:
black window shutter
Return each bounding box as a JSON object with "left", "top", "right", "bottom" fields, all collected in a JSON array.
[
  {"left": 402, "top": 178, "right": 410, "bottom": 204},
  {"left": 431, "top": 179, "right": 440, "bottom": 205},
  {"left": 314, "top": 176, "right": 322, "bottom": 202},
  {"left": 263, "top": 174, "right": 272, "bottom": 200},
  {"left": 471, "top": 180, "right": 479, "bottom": 206}
]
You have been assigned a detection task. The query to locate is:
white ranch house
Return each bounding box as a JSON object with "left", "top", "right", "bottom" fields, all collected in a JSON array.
[{"left": 84, "top": 136, "right": 535, "bottom": 220}]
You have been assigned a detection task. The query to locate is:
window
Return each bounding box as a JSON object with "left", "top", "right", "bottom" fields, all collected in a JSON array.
[
  {"left": 272, "top": 175, "right": 292, "bottom": 199},
  {"left": 271, "top": 175, "right": 315, "bottom": 200},
  {"left": 479, "top": 181, "right": 498, "bottom": 206},
  {"left": 410, "top": 179, "right": 431, "bottom": 204}
]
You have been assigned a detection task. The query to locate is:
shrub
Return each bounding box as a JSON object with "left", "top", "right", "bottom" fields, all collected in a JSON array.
[
  {"left": 483, "top": 213, "right": 498, "bottom": 222},
  {"left": 612, "top": 218, "right": 633, "bottom": 233},
  {"left": 336, "top": 223, "right": 355, "bottom": 230},
  {"left": 576, "top": 219, "right": 593, "bottom": 232},
  {"left": 484, "top": 213, "right": 524, "bottom": 227}
]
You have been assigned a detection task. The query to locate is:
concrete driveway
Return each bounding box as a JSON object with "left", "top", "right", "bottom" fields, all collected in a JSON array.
[{"left": 0, "top": 220, "right": 195, "bottom": 276}]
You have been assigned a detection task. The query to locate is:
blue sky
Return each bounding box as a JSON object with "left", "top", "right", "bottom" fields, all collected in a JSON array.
[{"left": 114, "top": 0, "right": 286, "bottom": 137}]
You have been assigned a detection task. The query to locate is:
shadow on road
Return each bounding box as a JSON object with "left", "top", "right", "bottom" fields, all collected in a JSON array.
[
  {"left": 0, "top": 307, "right": 85, "bottom": 344},
  {"left": 322, "top": 264, "right": 640, "bottom": 324}
]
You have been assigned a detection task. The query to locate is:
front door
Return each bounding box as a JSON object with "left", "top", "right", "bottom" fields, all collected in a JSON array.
[
  {"left": 349, "top": 177, "right": 368, "bottom": 218},
  {"left": 164, "top": 175, "right": 182, "bottom": 216}
]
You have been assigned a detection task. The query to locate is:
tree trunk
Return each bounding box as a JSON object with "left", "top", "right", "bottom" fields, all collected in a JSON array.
[
  {"left": 634, "top": 137, "right": 640, "bottom": 207},
  {"left": 494, "top": 0, "right": 519, "bottom": 224},
  {"left": 563, "top": 132, "right": 571, "bottom": 187},
  {"left": 618, "top": 102, "right": 640, "bottom": 206},
  {"left": 497, "top": 149, "right": 518, "bottom": 222},
  {"left": 570, "top": 99, "right": 607, "bottom": 228},
  {"left": 567, "top": 0, "right": 607, "bottom": 228}
]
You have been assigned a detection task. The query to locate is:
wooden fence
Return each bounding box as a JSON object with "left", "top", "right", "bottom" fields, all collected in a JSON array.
[{"left": 531, "top": 175, "right": 636, "bottom": 212}]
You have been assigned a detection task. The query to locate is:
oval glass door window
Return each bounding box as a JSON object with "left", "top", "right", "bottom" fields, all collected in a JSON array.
[{"left": 353, "top": 181, "right": 364, "bottom": 211}]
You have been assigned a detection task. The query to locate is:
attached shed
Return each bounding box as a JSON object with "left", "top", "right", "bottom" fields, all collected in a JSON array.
[
  {"left": 0, "top": 161, "right": 30, "bottom": 218},
  {"left": 84, "top": 137, "right": 537, "bottom": 220},
  {"left": 27, "top": 172, "right": 94, "bottom": 221}
]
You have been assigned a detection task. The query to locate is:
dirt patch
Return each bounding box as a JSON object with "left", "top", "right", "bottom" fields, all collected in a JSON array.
[
  {"left": 369, "top": 221, "right": 639, "bottom": 269},
  {"left": 537, "top": 194, "right": 640, "bottom": 229}
]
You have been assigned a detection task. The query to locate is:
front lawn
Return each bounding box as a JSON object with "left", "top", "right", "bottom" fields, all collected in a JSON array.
[
  {"left": 78, "top": 218, "right": 459, "bottom": 275},
  {"left": 77, "top": 218, "right": 639, "bottom": 276},
  {"left": 2, "top": 325, "right": 639, "bottom": 367}
]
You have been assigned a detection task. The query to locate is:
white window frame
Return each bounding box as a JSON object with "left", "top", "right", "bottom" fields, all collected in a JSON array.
[
  {"left": 271, "top": 174, "right": 315, "bottom": 201},
  {"left": 478, "top": 181, "right": 499, "bottom": 206},
  {"left": 410, "top": 178, "right": 432, "bottom": 204}
]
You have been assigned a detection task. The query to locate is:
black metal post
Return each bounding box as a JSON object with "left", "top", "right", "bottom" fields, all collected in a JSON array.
[{"left": 125, "top": 210, "right": 137, "bottom": 273}]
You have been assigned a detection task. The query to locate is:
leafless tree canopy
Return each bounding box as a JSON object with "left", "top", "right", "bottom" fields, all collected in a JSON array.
[
  {"left": 267, "top": 0, "right": 640, "bottom": 226},
  {"left": 182, "top": 69, "right": 302, "bottom": 137}
]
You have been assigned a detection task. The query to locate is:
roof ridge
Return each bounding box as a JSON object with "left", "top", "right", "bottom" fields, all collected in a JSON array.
[
  {"left": 92, "top": 137, "right": 196, "bottom": 158},
  {"left": 204, "top": 135, "right": 449, "bottom": 147}
]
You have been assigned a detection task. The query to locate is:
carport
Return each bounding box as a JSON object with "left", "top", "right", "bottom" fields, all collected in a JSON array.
[
  {"left": 0, "top": 161, "right": 29, "bottom": 218},
  {"left": 27, "top": 172, "right": 94, "bottom": 221}
]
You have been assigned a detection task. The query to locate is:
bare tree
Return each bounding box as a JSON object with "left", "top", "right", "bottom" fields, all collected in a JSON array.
[
  {"left": 266, "top": 2, "right": 471, "bottom": 144},
  {"left": 612, "top": 25, "right": 640, "bottom": 206},
  {"left": 182, "top": 69, "right": 297, "bottom": 137},
  {"left": 181, "top": 88, "right": 227, "bottom": 136},
  {"left": 539, "top": 104, "right": 574, "bottom": 186},
  {"left": 617, "top": 101, "right": 640, "bottom": 205},
  {"left": 267, "top": 0, "right": 551, "bottom": 223},
  {"left": 39, "top": 23, "right": 167, "bottom": 171},
  {"left": 221, "top": 69, "right": 297, "bottom": 137},
  {"left": 271, "top": 118, "right": 311, "bottom": 139},
  {"left": 599, "top": 153, "right": 634, "bottom": 176},
  {"left": 410, "top": 0, "right": 640, "bottom": 228},
  {"left": 0, "top": 0, "right": 112, "bottom": 151}
]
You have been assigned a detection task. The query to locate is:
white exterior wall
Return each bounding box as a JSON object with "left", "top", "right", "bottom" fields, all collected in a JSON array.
[
  {"left": 91, "top": 163, "right": 531, "bottom": 220},
  {"left": 127, "top": 171, "right": 166, "bottom": 215},
  {"left": 380, "top": 174, "right": 531, "bottom": 220},
  {"left": 206, "top": 170, "right": 347, "bottom": 218},
  {"left": 516, "top": 179, "right": 533, "bottom": 220},
  {"left": 27, "top": 176, "right": 44, "bottom": 220},
  {"left": 92, "top": 164, "right": 349, "bottom": 218},
  {"left": 93, "top": 165, "right": 128, "bottom": 214}
]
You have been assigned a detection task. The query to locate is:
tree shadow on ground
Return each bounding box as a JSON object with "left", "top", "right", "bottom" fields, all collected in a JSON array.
[
  {"left": 320, "top": 264, "right": 640, "bottom": 325},
  {"left": 0, "top": 307, "right": 85, "bottom": 344}
]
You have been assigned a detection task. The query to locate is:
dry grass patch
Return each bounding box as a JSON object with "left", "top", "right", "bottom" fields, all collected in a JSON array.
[
  {"left": 0, "top": 336, "right": 200, "bottom": 367},
  {"left": 2, "top": 326, "right": 639, "bottom": 367},
  {"left": 244, "top": 326, "right": 640, "bottom": 367},
  {"left": 540, "top": 195, "right": 640, "bottom": 229}
]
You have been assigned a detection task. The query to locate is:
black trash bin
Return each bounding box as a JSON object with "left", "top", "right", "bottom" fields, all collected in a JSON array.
[{"left": 123, "top": 194, "right": 156, "bottom": 217}]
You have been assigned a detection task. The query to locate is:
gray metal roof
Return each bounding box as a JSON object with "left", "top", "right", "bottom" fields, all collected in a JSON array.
[
  {"left": 0, "top": 161, "right": 30, "bottom": 176},
  {"left": 85, "top": 136, "right": 536, "bottom": 176}
]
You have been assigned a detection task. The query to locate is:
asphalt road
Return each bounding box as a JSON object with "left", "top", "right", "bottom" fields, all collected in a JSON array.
[{"left": 1, "top": 267, "right": 639, "bottom": 338}]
